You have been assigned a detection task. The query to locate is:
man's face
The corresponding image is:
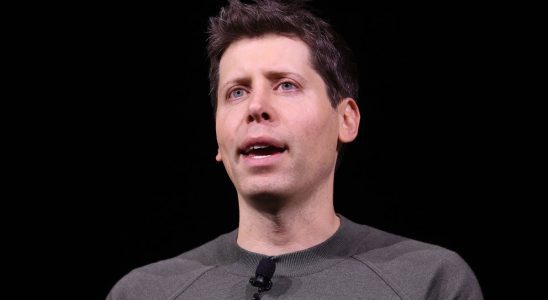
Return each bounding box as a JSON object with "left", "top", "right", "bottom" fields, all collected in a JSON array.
[{"left": 215, "top": 35, "right": 343, "bottom": 200}]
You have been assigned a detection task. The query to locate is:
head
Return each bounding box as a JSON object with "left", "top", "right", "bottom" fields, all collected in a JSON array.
[{"left": 207, "top": 0, "right": 360, "bottom": 202}]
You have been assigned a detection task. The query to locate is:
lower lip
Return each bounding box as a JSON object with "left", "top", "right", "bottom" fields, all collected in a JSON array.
[{"left": 241, "top": 150, "right": 286, "bottom": 167}]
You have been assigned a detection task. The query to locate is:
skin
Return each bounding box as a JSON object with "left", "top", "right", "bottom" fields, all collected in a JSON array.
[{"left": 215, "top": 34, "right": 360, "bottom": 255}]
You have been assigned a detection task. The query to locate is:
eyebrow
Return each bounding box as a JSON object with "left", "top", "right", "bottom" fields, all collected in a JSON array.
[
  {"left": 221, "top": 77, "right": 251, "bottom": 91},
  {"left": 264, "top": 71, "right": 307, "bottom": 84},
  {"left": 221, "top": 71, "right": 307, "bottom": 90}
]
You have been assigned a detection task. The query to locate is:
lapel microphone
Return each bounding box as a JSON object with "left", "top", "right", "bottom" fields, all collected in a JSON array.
[{"left": 249, "top": 256, "right": 276, "bottom": 299}]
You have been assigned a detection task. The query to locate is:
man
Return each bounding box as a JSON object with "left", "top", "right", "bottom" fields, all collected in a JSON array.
[{"left": 108, "top": 0, "right": 483, "bottom": 299}]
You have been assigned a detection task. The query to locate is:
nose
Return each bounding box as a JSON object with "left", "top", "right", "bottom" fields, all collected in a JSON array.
[{"left": 246, "top": 87, "right": 273, "bottom": 123}]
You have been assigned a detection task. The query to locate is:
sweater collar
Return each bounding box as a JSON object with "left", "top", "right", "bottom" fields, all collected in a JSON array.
[{"left": 218, "top": 215, "right": 370, "bottom": 277}]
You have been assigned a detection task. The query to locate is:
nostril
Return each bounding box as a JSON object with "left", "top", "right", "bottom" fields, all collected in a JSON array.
[{"left": 247, "top": 112, "right": 271, "bottom": 123}]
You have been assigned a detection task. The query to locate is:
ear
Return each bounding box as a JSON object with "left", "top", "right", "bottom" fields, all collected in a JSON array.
[
  {"left": 337, "top": 98, "right": 360, "bottom": 143},
  {"left": 215, "top": 148, "right": 222, "bottom": 162}
]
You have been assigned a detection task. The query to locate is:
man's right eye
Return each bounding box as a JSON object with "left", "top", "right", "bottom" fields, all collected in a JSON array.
[{"left": 229, "top": 88, "right": 247, "bottom": 100}]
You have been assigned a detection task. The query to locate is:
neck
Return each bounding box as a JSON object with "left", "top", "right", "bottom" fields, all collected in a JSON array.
[{"left": 236, "top": 179, "right": 340, "bottom": 256}]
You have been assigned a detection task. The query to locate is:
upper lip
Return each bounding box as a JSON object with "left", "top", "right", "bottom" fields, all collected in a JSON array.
[{"left": 238, "top": 137, "right": 287, "bottom": 155}]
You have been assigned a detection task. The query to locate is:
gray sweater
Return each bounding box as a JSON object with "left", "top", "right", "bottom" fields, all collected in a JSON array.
[{"left": 107, "top": 215, "right": 483, "bottom": 299}]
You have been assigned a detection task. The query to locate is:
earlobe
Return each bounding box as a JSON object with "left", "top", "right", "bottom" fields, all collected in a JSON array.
[
  {"left": 338, "top": 98, "right": 360, "bottom": 143},
  {"left": 215, "top": 149, "right": 222, "bottom": 162}
]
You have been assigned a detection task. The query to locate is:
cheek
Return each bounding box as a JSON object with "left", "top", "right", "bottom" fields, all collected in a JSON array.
[
  {"left": 215, "top": 113, "right": 231, "bottom": 143},
  {"left": 215, "top": 122, "right": 230, "bottom": 160},
  {"left": 301, "top": 110, "right": 338, "bottom": 139},
  {"left": 215, "top": 115, "right": 239, "bottom": 156},
  {"left": 294, "top": 115, "right": 338, "bottom": 160}
]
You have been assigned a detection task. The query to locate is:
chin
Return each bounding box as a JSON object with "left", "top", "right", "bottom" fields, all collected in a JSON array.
[
  {"left": 240, "top": 174, "right": 288, "bottom": 191},
  {"left": 240, "top": 180, "right": 293, "bottom": 201}
]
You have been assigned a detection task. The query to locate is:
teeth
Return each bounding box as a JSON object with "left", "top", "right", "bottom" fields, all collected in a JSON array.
[
  {"left": 243, "top": 144, "right": 274, "bottom": 155},
  {"left": 249, "top": 145, "right": 269, "bottom": 151}
]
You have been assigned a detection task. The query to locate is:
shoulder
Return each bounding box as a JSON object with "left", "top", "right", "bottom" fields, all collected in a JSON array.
[
  {"left": 351, "top": 224, "right": 483, "bottom": 300},
  {"left": 106, "top": 230, "right": 236, "bottom": 300}
]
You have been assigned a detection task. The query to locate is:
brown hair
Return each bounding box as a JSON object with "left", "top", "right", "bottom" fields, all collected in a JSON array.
[{"left": 207, "top": 0, "right": 359, "bottom": 113}]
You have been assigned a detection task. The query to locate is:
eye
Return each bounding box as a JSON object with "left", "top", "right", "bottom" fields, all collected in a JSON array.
[
  {"left": 279, "top": 81, "right": 296, "bottom": 91},
  {"left": 228, "top": 88, "right": 247, "bottom": 100}
]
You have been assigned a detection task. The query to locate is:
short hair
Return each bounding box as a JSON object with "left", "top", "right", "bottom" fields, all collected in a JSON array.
[{"left": 207, "top": 0, "right": 359, "bottom": 113}]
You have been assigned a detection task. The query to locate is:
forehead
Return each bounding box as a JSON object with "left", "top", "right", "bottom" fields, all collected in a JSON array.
[{"left": 219, "top": 34, "right": 314, "bottom": 82}]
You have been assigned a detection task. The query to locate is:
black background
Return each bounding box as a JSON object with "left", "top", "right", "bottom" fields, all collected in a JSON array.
[{"left": 38, "top": 1, "right": 514, "bottom": 299}]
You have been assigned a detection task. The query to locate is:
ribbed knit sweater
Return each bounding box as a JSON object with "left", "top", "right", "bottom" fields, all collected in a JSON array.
[{"left": 107, "top": 215, "right": 482, "bottom": 299}]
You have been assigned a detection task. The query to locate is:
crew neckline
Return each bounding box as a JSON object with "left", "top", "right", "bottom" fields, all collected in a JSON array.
[{"left": 219, "top": 215, "right": 370, "bottom": 277}]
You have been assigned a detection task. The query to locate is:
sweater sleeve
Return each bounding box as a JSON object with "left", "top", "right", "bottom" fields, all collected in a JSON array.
[
  {"left": 425, "top": 250, "right": 483, "bottom": 300},
  {"left": 106, "top": 258, "right": 216, "bottom": 300},
  {"left": 354, "top": 240, "right": 483, "bottom": 300}
]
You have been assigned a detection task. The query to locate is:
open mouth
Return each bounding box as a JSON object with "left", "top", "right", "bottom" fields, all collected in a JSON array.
[{"left": 240, "top": 144, "right": 287, "bottom": 158}]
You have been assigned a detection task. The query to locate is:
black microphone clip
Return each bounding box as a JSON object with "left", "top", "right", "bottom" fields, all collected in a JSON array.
[{"left": 249, "top": 256, "right": 276, "bottom": 299}]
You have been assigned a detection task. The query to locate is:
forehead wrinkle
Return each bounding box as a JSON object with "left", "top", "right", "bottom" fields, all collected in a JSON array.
[{"left": 219, "top": 36, "right": 313, "bottom": 83}]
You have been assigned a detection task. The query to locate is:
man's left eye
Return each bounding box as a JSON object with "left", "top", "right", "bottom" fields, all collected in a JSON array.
[{"left": 279, "top": 82, "right": 296, "bottom": 90}]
